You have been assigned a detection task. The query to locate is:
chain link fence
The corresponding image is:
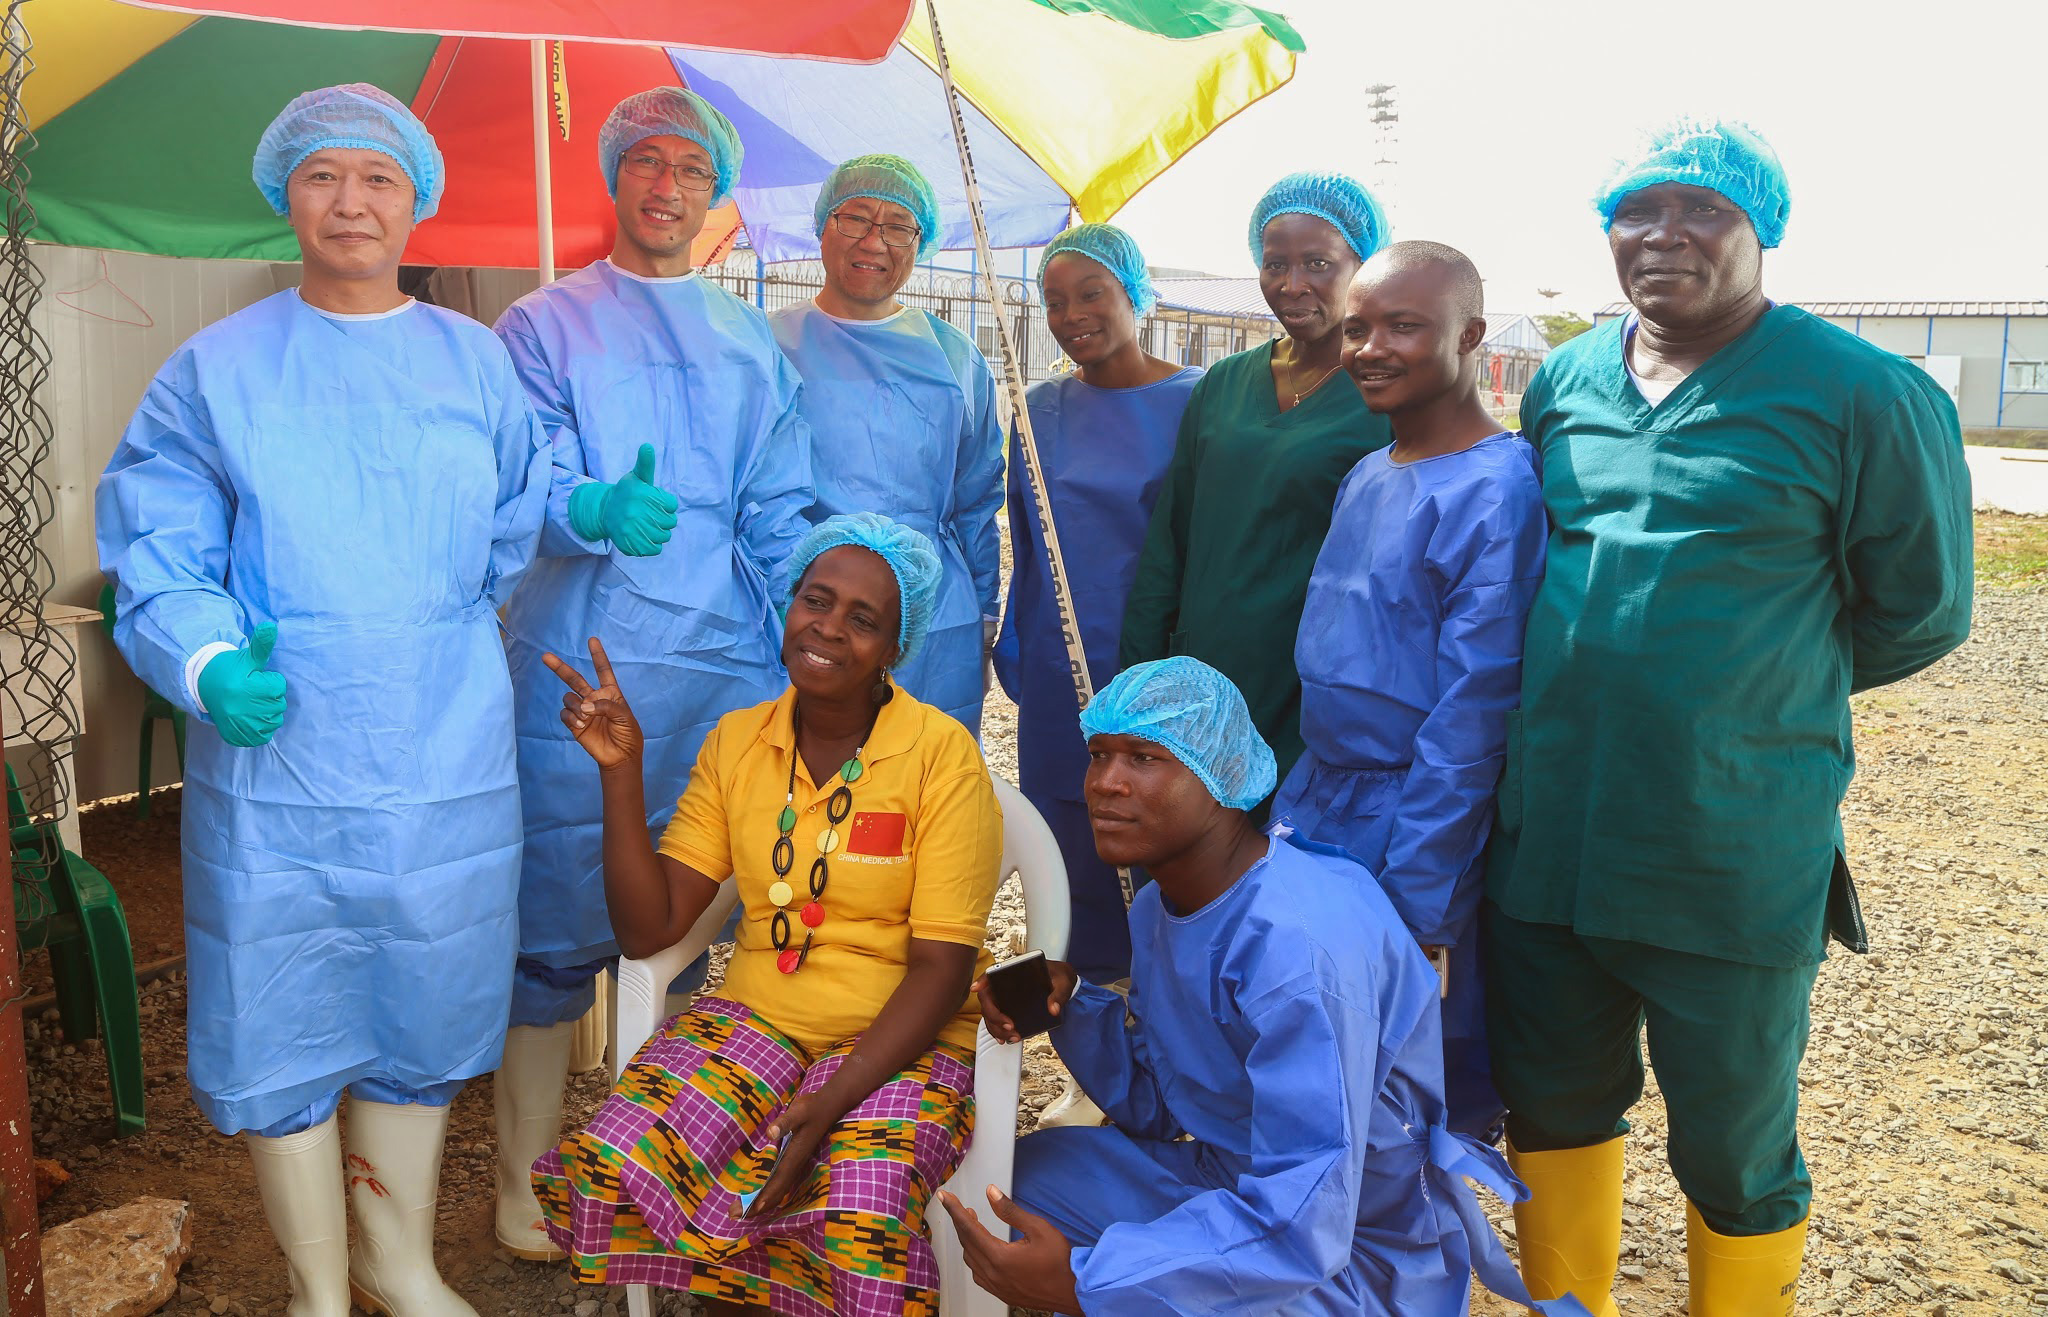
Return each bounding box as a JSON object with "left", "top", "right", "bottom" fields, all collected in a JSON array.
[
  {"left": 0, "top": 0, "right": 77, "bottom": 849},
  {"left": 700, "top": 252, "right": 1277, "bottom": 387}
]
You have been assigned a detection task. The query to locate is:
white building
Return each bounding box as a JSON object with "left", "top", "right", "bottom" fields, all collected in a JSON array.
[{"left": 1596, "top": 300, "right": 2048, "bottom": 432}]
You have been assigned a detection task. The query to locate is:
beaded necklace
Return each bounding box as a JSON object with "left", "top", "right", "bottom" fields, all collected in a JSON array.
[{"left": 770, "top": 714, "right": 865, "bottom": 975}]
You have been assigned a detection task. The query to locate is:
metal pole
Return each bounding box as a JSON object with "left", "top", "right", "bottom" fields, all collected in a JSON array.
[
  {"left": 923, "top": 0, "right": 1130, "bottom": 905},
  {"left": 1998, "top": 315, "right": 2010, "bottom": 428},
  {"left": 531, "top": 39, "right": 557, "bottom": 286},
  {"left": 0, "top": 716, "right": 44, "bottom": 1317}
]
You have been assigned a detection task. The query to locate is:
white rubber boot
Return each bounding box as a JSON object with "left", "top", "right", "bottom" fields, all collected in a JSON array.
[
  {"left": 345, "top": 1099, "right": 479, "bottom": 1317},
  {"left": 245, "top": 1115, "right": 352, "bottom": 1317},
  {"left": 1035, "top": 1074, "right": 1108, "bottom": 1130},
  {"left": 494, "top": 1022, "right": 574, "bottom": 1260}
]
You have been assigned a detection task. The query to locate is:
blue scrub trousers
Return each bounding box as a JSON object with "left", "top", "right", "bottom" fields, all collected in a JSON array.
[
  {"left": 1013, "top": 1124, "right": 1218, "bottom": 1245},
  {"left": 1441, "top": 933, "right": 1506, "bottom": 1143},
  {"left": 1013, "top": 1126, "right": 1376, "bottom": 1315}
]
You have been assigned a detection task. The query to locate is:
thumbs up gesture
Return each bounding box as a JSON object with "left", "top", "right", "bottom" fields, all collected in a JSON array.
[
  {"left": 196, "top": 622, "right": 289, "bottom": 747},
  {"left": 569, "top": 443, "right": 679, "bottom": 557}
]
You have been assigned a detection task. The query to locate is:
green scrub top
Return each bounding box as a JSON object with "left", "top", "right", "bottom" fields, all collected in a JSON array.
[
  {"left": 1120, "top": 339, "right": 1393, "bottom": 782},
  {"left": 1488, "top": 306, "right": 1973, "bottom": 967}
]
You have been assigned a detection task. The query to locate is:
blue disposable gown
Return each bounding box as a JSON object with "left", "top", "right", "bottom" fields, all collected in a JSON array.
[
  {"left": 497, "top": 262, "right": 814, "bottom": 1005},
  {"left": 1272, "top": 433, "right": 1545, "bottom": 1138},
  {"left": 993, "top": 367, "right": 1201, "bottom": 978},
  {"left": 770, "top": 302, "right": 1003, "bottom": 732},
  {"left": 1012, "top": 832, "right": 1586, "bottom": 1315},
  {"left": 95, "top": 291, "right": 550, "bottom": 1136}
]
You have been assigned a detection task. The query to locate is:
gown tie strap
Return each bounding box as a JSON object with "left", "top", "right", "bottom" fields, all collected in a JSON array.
[{"left": 1425, "top": 1122, "right": 1597, "bottom": 1316}]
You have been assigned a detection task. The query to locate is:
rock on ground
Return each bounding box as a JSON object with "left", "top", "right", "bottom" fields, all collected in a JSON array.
[{"left": 41, "top": 1195, "right": 194, "bottom": 1317}]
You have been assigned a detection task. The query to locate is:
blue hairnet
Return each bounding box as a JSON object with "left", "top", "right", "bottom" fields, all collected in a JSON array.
[
  {"left": 1037, "top": 223, "right": 1157, "bottom": 317},
  {"left": 1594, "top": 116, "right": 1791, "bottom": 249},
  {"left": 1079, "top": 657, "right": 1278, "bottom": 810},
  {"left": 599, "top": 86, "right": 743, "bottom": 208},
  {"left": 813, "top": 154, "right": 942, "bottom": 264},
  {"left": 252, "top": 83, "right": 444, "bottom": 222},
  {"left": 1247, "top": 171, "right": 1388, "bottom": 264},
  {"left": 786, "top": 513, "right": 944, "bottom": 666}
]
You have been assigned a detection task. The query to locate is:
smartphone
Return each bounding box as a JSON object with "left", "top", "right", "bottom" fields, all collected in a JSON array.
[
  {"left": 735, "top": 1130, "right": 795, "bottom": 1214},
  {"left": 986, "top": 949, "right": 1058, "bottom": 1038}
]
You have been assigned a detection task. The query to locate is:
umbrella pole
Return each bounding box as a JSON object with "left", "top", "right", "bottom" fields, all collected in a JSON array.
[
  {"left": 531, "top": 39, "right": 556, "bottom": 286},
  {"left": 924, "top": 0, "right": 1132, "bottom": 908}
]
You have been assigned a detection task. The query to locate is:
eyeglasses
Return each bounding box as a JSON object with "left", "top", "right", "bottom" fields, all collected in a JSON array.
[
  {"left": 619, "top": 154, "right": 718, "bottom": 192},
  {"left": 830, "top": 210, "right": 921, "bottom": 249}
]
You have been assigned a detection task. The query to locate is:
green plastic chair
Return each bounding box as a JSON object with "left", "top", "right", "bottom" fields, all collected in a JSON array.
[
  {"left": 98, "top": 582, "right": 185, "bottom": 817},
  {"left": 7, "top": 763, "right": 146, "bottom": 1136}
]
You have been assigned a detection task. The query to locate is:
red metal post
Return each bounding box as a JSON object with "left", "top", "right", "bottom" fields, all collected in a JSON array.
[{"left": 0, "top": 714, "right": 46, "bottom": 1315}]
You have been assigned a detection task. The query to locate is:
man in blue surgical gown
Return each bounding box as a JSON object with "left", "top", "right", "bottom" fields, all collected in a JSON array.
[
  {"left": 96, "top": 84, "right": 548, "bottom": 1316},
  {"left": 771, "top": 155, "right": 1003, "bottom": 734},
  {"left": 489, "top": 86, "right": 814, "bottom": 1260},
  {"left": 1275, "top": 241, "right": 1545, "bottom": 1142},
  {"left": 940, "top": 659, "right": 1587, "bottom": 1316}
]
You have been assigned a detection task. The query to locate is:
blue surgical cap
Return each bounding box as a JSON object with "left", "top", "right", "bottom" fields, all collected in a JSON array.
[
  {"left": 1079, "top": 657, "right": 1278, "bottom": 811},
  {"left": 813, "top": 154, "right": 942, "bottom": 264},
  {"left": 1594, "top": 116, "right": 1791, "bottom": 249},
  {"left": 1247, "top": 171, "right": 1388, "bottom": 264},
  {"left": 786, "top": 513, "right": 943, "bottom": 666},
  {"left": 600, "top": 86, "right": 743, "bottom": 208},
  {"left": 1037, "top": 223, "right": 1157, "bottom": 317},
  {"left": 253, "top": 83, "right": 444, "bottom": 222}
]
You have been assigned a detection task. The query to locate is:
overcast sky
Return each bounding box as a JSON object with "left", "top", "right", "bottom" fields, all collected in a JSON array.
[{"left": 1108, "top": 0, "right": 2043, "bottom": 320}]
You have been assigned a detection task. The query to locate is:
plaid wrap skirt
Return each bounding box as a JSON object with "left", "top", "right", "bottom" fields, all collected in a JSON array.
[{"left": 533, "top": 996, "right": 975, "bottom": 1315}]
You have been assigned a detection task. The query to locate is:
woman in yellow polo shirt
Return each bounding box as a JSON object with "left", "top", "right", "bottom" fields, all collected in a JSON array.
[{"left": 531, "top": 512, "right": 1002, "bottom": 1316}]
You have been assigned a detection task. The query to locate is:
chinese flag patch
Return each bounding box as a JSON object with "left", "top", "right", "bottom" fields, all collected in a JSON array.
[{"left": 847, "top": 811, "right": 907, "bottom": 857}]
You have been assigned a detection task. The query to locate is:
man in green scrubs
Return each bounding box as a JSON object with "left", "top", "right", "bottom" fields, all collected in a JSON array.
[
  {"left": 1486, "top": 118, "right": 1972, "bottom": 1317},
  {"left": 1121, "top": 172, "right": 1394, "bottom": 788}
]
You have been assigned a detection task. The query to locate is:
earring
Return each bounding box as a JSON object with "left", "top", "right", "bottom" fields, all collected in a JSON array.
[{"left": 872, "top": 666, "right": 894, "bottom": 706}]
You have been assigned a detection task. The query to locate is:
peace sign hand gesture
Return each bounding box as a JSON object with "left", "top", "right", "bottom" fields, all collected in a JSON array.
[{"left": 543, "top": 637, "right": 643, "bottom": 770}]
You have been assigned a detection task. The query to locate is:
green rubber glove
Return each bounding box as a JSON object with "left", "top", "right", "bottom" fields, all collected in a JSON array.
[
  {"left": 567, "top": 443, "right": 679, "bottom": 556},
  {"left": 197, "top": 623, "right": 288, "bottom": 748}
]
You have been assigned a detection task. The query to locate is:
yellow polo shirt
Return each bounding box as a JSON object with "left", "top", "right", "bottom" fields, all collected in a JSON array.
[{"left": 656, "top": 685, "right": 1002, "bottom": 1053}]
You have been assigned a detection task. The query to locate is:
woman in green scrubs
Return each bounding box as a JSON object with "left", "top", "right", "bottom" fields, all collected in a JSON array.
[{"left": 1120, "top": 172, "right": 1394, "bottom": 788}]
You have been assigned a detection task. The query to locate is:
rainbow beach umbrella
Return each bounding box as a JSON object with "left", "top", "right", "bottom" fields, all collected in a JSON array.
[
  {"left": 22, "top": 0, "right": 1302, "bottom": 270},
  {"left": 19, "top": 0, "right": 916, "bottom": 269},
  {"left": 674, "top": 0, "right": 1305, "bottom": 261}
]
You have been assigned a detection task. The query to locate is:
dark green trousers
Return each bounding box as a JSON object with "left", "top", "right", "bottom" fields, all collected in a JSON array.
[{"left": 1484, "top": 904, "right": 1818, "bottom": 1235}]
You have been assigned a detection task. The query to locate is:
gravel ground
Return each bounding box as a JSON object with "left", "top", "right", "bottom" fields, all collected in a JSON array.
[
  {"left": 22, "top": 539, "right": 2047, "bottom": 1315},
  {"left": 1471, "top": 579, "right": 2048, "bottom": 1317}
]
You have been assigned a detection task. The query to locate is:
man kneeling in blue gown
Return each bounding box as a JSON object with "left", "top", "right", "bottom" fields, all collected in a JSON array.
[{"left": 938, "top": 658, "right": 1589, "bottom": 1315}]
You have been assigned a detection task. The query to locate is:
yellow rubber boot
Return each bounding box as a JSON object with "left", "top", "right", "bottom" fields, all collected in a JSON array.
[
  {"left": 1685, "top": 1201, "right": 1806, "bottom": 1317},
  {"left": 1506, "top": 1137, "right": 1624, "bottom": 1317}
]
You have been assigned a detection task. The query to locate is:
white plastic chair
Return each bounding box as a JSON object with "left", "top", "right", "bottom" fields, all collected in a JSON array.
[{"left": 610, "top": 774, "right": 1072, "bottom": 1317}]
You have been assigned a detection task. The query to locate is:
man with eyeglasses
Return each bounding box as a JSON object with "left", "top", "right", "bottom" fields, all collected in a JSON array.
[
  {"left": 487, "top": 85, "right": 815, "bottom": 1264},
  {"left": 771, "top": 155, "right": 1005, "bottom": 737}
]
